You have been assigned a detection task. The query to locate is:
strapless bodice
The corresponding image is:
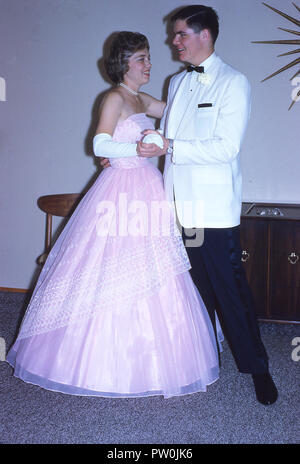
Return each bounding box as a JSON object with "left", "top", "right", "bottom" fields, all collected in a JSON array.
[{"left": 110, "top": 113, "right": 154, "bottom": 169}]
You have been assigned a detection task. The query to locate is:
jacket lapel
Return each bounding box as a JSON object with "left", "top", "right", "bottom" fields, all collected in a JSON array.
[
  {"left": 166, "top": 71, "right": 204, "bottom": 138},
  {"left": 165, "top": 72, "right": 190, "bottom": 137},
  {"left": 173, "top": 82, "right": 203, "bottom": 138},
  {"left": 166, "top": 54, "right": 221, "bottom": 138}
]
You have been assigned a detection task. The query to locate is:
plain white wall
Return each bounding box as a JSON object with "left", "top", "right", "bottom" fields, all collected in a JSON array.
[{"left": 0, "top": 0, "right": 299, "bottom": 289}]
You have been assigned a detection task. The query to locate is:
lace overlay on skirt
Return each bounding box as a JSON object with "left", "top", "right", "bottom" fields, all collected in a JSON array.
[{"left": 19, "top": 232, "right": 190, "bottom": 339}]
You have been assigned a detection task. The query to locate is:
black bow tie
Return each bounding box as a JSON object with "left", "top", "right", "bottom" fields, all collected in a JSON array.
[{"left": 186, "top": 65, "right": 204, "bottom": 73}]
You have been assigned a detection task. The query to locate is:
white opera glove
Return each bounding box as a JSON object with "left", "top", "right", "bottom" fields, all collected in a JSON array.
[{"left": 93, "top": 133, "right": 138, "bottom": 158}]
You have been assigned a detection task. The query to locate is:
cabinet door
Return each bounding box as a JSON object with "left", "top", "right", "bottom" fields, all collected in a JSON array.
[
  {"left": 240, "top": 219, "right": 269, "bottom": 319},
  {"left": 270, "top": 221, "right": 300, "bottom": 321}
]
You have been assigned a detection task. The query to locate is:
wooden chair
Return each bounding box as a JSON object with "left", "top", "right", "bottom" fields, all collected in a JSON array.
[{"left": 37, "top": 193, "right": 82, "bottom": 265}]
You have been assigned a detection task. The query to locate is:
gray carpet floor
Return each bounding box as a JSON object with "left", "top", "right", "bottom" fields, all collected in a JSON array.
[{"left": 0, "top": 291, "right": 299, "bottom": 444}]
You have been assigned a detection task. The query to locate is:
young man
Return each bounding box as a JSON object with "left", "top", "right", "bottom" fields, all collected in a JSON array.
[{"left": 138, "top": 5, "right": 278, "bottom": 405}]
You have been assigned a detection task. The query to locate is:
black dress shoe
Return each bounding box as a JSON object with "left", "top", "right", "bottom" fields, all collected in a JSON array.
[{"left": 252, "top": 372, "right": 278, "bottom": 405}]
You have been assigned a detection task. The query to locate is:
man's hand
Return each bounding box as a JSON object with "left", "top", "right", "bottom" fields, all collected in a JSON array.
[
  {"left": 137, "top": 130, "right": 169, "bottom": 158},
  {"left": 100, "top": 157, "right": 111, "bottom": 168}
]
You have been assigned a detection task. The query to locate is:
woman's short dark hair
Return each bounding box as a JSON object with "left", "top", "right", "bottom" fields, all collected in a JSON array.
[
  {"left": 171, "top": 5, "right": 219, "bottom": 44},
  {"left": 105, "top": 31, "right": 149, "bottom": 84}
]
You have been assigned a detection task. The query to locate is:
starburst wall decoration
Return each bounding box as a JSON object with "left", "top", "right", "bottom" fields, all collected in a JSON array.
[{"left": 252, "top": 2, "right": 300, "bottom": 110}]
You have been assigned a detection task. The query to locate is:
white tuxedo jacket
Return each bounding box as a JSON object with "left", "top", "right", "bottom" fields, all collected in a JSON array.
[{"left": 161, "top": 52, "right": 251, "bottom": 228}]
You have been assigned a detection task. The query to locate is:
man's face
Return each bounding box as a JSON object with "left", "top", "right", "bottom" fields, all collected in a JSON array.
[{"left": 172, "top": 19, "right": 206, "bottom": 66}]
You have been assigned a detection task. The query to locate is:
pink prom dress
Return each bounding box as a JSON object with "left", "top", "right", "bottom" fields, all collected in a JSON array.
[{"left": 6, "top": 113, "right": 220, "bottom": 398}]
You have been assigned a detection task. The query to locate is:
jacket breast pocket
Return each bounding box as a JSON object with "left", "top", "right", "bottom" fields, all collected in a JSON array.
[{"left": 194, "top": 107, "right": 218, "bottom": 139}]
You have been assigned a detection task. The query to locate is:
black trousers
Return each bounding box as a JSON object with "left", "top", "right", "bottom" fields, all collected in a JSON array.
[{"left": 183, "top": 226, "right": 269, "bottom": 374}]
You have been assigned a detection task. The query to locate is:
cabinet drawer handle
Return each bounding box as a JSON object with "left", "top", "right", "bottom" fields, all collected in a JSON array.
[
  {"left": 241, "top": 250, "right": 250, "bottom": 262},
  {"left": 288, "top": 252, "right": 299, "bottom": 265}
]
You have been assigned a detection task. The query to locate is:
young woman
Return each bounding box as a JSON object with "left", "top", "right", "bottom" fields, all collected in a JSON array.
[{"left": 6, "top": 32, "right": 220, "bottom": 398}]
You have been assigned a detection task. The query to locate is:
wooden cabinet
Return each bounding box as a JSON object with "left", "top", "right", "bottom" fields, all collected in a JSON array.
[
  {"left": 240, "top": 203, "right": 300, "bottom": 323},
  {"left": 239, "top": 218, "right": 269, "bottom": 319}
]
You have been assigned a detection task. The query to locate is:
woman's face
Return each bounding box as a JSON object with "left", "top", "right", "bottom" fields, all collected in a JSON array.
[{"left": 123, "top": 48, "right": 151, "bottom": 87}]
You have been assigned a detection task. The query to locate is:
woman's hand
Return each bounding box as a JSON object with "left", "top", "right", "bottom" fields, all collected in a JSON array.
[{"left": 100, "top": 157, "right": 111, "bottom": 168}]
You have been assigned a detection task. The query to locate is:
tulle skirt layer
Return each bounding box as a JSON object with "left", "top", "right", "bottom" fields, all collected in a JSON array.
[{"left": 6, "top": 272, "right": 219, "bottom": 398}]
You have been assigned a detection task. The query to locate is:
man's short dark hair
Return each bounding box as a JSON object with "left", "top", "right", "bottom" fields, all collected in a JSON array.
[
  {"left": 171, "top": 5, "right": 219, "bottom": 44},
  {"left": 105, "top": 31, "right": 149, "bottom": 84}
]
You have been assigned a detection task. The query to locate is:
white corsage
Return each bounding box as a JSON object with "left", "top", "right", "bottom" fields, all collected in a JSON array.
[
  {"left": 197, "top": 73, "right": 212, "bottom": 85},
  {"left": 142, "top": 133, "right": 164, "bottom": 148}
]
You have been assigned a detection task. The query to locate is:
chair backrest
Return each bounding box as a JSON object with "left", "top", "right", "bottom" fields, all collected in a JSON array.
[
  {"left": 37, "top": 193, "right": 82, "bottom": 265},
  {"left": 37, "top": 193, "right": 82, "bottom": 217}
]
